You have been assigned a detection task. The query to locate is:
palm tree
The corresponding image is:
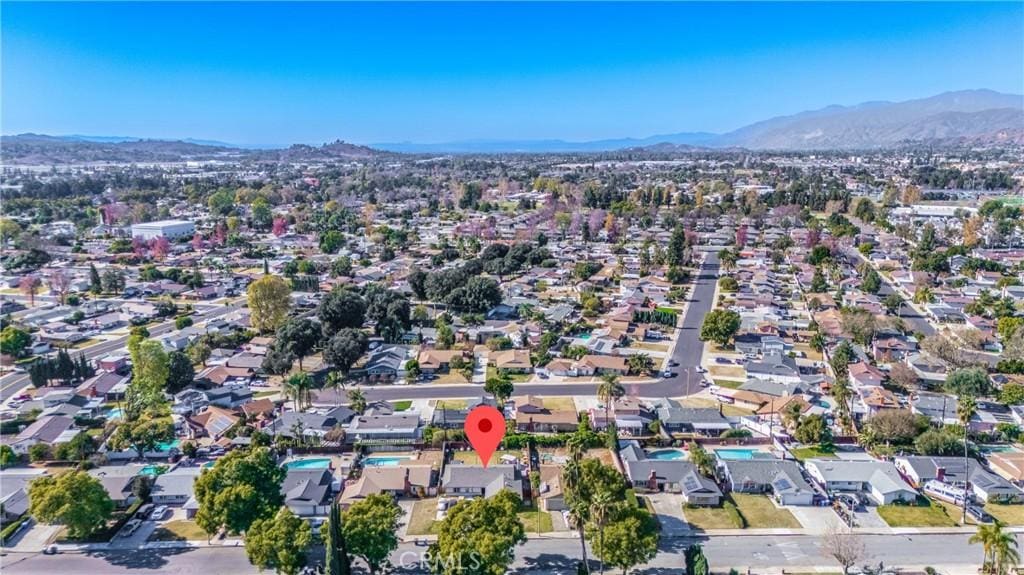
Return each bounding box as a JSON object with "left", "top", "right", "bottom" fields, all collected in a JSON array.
[
  {"left": 958, "top": 394, "right": 978, "bottom": 525},
  {"left": 347, "top": 389, "right": 367, "bottom": 414},
  {"left": 324, "top": 371, "right": 347, "bottom": 408},
  {"left": 627, "top": 353, "right": 654, "bottom": 376},
  {"left": 971, "top": 523, "right": 1000, "bottom": 573},
  {"left": 830, "top": 377, "right": 853, "bottom": 433},
  {"left": 562, "top": 438, "right": 590, "bottom": 574},
  {"left": 972, "top": 522, "right": 1020, "bottom": 575},
  {"left": 589, "top": 490, "right": 618, "bottom": 575},
  {"left": 596, "top": 374, "right": 625, "bottom": 430},
  {"left": 284, "top": 372, "right": 313, "bottom": 412},
  {"left": 719, "top": 249, "right": 738, "bottom": 272}
]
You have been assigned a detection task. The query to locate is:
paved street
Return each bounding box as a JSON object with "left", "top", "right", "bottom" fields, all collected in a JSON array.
[
  {"left": 2, "top": 532, "right": 990, "bottom": 574},
  {"left": 316, "top": 252, "right": 722, "bottom": 405},
  {"left": 0, "top": 302, "right": 245, "bottom": 401}
]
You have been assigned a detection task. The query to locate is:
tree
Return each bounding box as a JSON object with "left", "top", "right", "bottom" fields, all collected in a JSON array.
[
  {"left": 28, "top": 470, "right": 114, "bottom": 539},
  {"left": 275, "top": 318, "right": 321, "bottom": 370},
  {"left": 794, "top": 414, "right": 828, "bottom": 445},
  {"left": 863, "top": 410, "right": 918, "bottom": 445},
  {"left": 883, "top": 293, "right": 904, "bottom": 316},
  {"left": 915, "top": 428, "right": 961, "bottom": 456},
  {"left": 320, "top": 230, "right": 345, "bottom": 254},
  {"left": 971, "top": 522, "right": 1020, "bottom": 575},
  {"left": 1000, "top": 384, "right": 1024, "bottom": 406},
  {"left": 127, "top": 338, "right": 170, "bottom": 408},
  {"left": 364, "top": 285, "right": 412, "bottom": 342},
  {"left": 166, "top": 351, "right": 195, "bottom": 394},
  {"left": 699, "top": 309, "right": 741, "bottom": 346},
  {"left": 89, "top": 264, "right": 103, "bottom": 294},
  {"left": 247, "top": 275, "right": 292, "bottom": 334},
  {"left": 347, "top": 389, "right": 367, "bottom": 414},
  {"left": 101, "top": 268, "right": 126, "bottom": 294},
  {"left": 484, "top": 375, "right": 514, "bottom": 406},
  {"left": 946, "top": 367, "right": 991, "bottom": 398},
  {"left": 597, "top": 374, "right": 625, "bottom": 431},
  {"left": 195, "top": 447, "right": 285, "bottom": 536},
  {"left": 627, "top": 353, "right": 655, "bottom": 375},
  {"left": 245, "top": 506, "right": 313, "bottom": 575},
  {"left": 341, "top": 493, "right": 401, "bottom": 574},
  {"left": 0, "top": 326, "right": 31, "bottom": 357},
  {"left": 429, "top": 490, "right": 526, "bottom": 575},
  {"left": 319, "top": 288, "right": 367, "bottom": 333},
  {"left": 108, "top": 414, "right": 175, "bottom": 459},
  {"left": 861, "top": 268, "right": 882, "bottom": 294},
  {"left": 687, "top": 442, "right": 714, "bottom": 476},
  {"left": 262, "top": 344, "right": 296, "bottom": 376},
  {"left": 324, "top": 328, "right": 369, "bottom": 374},
  {"left": 685, "top": 544, "right": 710, "bottom": 575},
  {"left": 46, "top": 270, "right": 71, "bottom": 305},
  {"left": 19, "top": 275, "right": 42, "bottom": 307},
  {"left": 822, "top": 524, "right": 866, "bottom": 575},
  {"left": 958, "top": 394, "right": 978, "bottom": 524},
  {"left": 588, "top": 506, "right": 659, "bottom": 575},
  {"left": 284, "top": 372, "right": 315, "bottom": 412},
  {"left": 323, "top": 501, "right": 353, "bottom": 575},
  {"left": 435, "top": 320, "right": 455, "bottom": 349},
  {"left": 889, "top": 363, "right": 918, "bottom": 390}
]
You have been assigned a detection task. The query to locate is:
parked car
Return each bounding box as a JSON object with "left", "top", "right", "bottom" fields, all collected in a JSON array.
[
  {"left": 120, "top": 519, "right": 142, "bottom": 538},
  {"left": 43, "top": 545, "right": 59, "bottom": 555},
  {"left": 151, "top": 506, "right": 169, "bottom": 520},
  {"left": 136, "top": 504, "right": 154, "bottom": 520},
  {"left": 966, "top": 505, "right": 994, "bottom": 524},
  {"left": 662, "top": 370, "right": 673, "bottom": 378}
]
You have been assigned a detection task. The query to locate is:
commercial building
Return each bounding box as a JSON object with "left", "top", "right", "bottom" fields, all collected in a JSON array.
[{"left": 130, "top": 219, "right": 195, "bottom": 240}]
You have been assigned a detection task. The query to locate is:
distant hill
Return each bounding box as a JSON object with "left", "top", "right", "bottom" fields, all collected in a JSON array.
[
  {"left": 377, "top": 89, "right": 1024, "bottom": 153},
  {"left": 0, "top": 134, "right": 384, "bottom": 164}
]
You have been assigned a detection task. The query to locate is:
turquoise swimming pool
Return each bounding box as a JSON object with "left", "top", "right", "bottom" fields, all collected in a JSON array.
[
  {"left": 105, "top": 407, "right": 123, "bottom": 420},
  {"left": 284, "top": 458, "right": 332, "bottom": 470},
  {"left": 363, "top": 456, "right": 411, "bottom": 467},
  {"left": 140, "top": 465, "right": 168, "bottom": 476},
  {"left": 647, "top": 449, "right": 686, "bottom": 461},
  {"left": 154, "top": 439, "right": 180, "bottom": 452},
  {"left": 714, "top": 448, "right": 774, "bottom": 460}
]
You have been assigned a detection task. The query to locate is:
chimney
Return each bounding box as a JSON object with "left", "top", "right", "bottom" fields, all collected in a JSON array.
[
  {"left": 935, "top": 467, "right": 945, "bottom": 482},
  {"left": 647, "top": 469, "right": 658, "bottom": 491},
  {"left": 404, "top": 468, "right": 412, "bottom": 496}
]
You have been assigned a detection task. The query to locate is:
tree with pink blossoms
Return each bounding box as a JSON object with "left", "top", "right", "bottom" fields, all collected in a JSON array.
[
  {"left": 19, "top": 275, "right": 42, "bottom": 307},
  {"left": 150, "top": 237, "right": 171, "bottom": 260},
  {"left": 192, "top": 232, "right": 204, "bottom": 253},
  {"left": 272, "top": 217, "right": 288, "bottom": 237},
  {"left": 213, "top": 222, "right": 227, "bottom": 246},
  {"left": 132, "top": 236, "right": 148, "bottom": 259}
]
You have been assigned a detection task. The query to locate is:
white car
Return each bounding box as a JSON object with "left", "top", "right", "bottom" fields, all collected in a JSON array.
[
  {"left": 120, "top": 519, "right": 142, "bottom": 537},
  {"left": 151, "top": 506, "right": 169, "bottom": 520}
]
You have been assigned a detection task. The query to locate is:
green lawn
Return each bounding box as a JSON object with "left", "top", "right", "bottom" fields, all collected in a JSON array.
[
  {"left": 712, "top": 379, "right": 744, "bottom": 389},
  {"left": 682, "top": 502, "right": 745, "bottom": 530},
  {"left": 789, "top": 446, "right": 837, "bottom": 462},
  {"left": 149, "top": 520, "right": 209, "bottom": 542},
  {"left": 877, "top": 500, "right": 957, "bottom": 527},
  {"left": 405, "top": 499, "right": 440, "bottom": 536},
  {"left": 518, "top": 510, "right": 554, "bottom": 533},
  {"left": 392, "top": 400, "right": 413, "bottom": 411},
  {"left": 731, "top": 494, "right": 801, "bottom": 528},
  {"left": 486, "top": 366, "right": 531, "bottom": 382},
  {"left": 541, "top": 397, "right": 577, "bottom": 411},
  {"left": 985, "top": 503, "right": 1024, "bottom": 525},
  {"left": 253, "top": 391, "right": 278, "bottom": 398},
  {"left": 435, "top": 400, "right": 467, "bottom": 409}
]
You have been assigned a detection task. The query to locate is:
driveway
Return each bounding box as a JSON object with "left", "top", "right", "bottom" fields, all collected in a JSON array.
[
  {"left": 645, "top": 493, "right": 690, "bottom": 537},
  {"left": 788, "top": 505, "right": 843, "bottom": 532}
]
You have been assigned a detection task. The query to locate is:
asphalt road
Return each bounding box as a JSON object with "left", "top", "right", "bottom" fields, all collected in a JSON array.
[
  {"left": 0, "top": 302, "right": 245, "bottom": 401},
  {"left": 317, "top": 252, "right": 721, "bottom": 404},
  {"left": 1, "top": 532, "right": 989, "bottom": 574}
]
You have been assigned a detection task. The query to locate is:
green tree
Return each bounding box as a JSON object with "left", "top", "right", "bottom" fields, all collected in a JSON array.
[
  {"left": 320, "top": 230, "right": 345, "bottom": 254},
  {"left": 0, "top": 444, "right": 17, "bottom": 468},
  {"left": 686, "top": 543, "right": 710, "bottom": 575},
  {"left": 915, "top": 428, "right": 961, "bottom": 456},
  {"left": 28, "top": 470, "right": 114, "bottom": 539},
  {"left": 435, "top": 320, "right": 455, "bottom": 349},
  {"left": 89, "top": 264, "right": 103, "bottom": 294},
  {"left": 247, "top": 275, "right": 292, "bottom": 334},
  {"left": 275, "top": 317, "right": 321, "bottom": 370},
  {"left": 1000, "top": 384, "right": 1024, "bottom": 406},
  {"left": 347, "top": 389, "right": 367, "bottom": 414},
  {"left": 958, "top": 394, "right": 978, "bottom": 524},
  {"left": 284, "top": 372, "right": 315, "bottom": 412},
  {"left": 194, "top": 447, "right": 285, "bottom": 536},
  {"left": 597, "top": 374, "right": 625, "bottom": 430},
  {"left": 699, "top": 309, "right": 741, "bottom": 346},
  {"left": 0, "top": 326, "right": 31, "bottom": 357},
  {"left": 108, "top": 413, "right": 175, "bottom": 459},
  {"left": 627, "top": 353, "right": 655, "bottom": 375},
  {"left": 946, "top": 367, "right": 991, "bottom": 398},
  {"left": 342, "top": 494, "right": 402, "bottom": 574},
  {"left": 484, "top": 375, "right": 514, "bottom": 406},
  {"left": 589, "top": 506, "right": 659, "bottom": 575},
  {"left": 319, "top": 288, "right": 367, "bottom": 333},
  {"left": 166, "top": 351, "right": 195, "bottom": 394},
  {"left": 323, "top": 502, "right": 353, "bottom": 575},
  {"left": 324, "top": 328, "right": 369, "bottom": 374},
  {"left": 429, "top": 490, "right": 526, "bottom": 575},
  {"left": 245, "top": 506, "right": 313, "bottom": 575}
]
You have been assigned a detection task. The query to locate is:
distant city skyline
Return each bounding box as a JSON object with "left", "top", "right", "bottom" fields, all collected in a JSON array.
[{"left": 2, "top": 1, "right": 1022, "bottom": 146}]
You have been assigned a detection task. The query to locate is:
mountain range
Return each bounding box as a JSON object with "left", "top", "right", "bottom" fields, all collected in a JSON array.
[{"left": 1, "top": 89, "right": 1021, "bottom": 163}]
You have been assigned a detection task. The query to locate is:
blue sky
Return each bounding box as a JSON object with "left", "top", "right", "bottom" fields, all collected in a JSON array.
[{"left": 3, "top": 2, "right": 1022, "bottom": 146}]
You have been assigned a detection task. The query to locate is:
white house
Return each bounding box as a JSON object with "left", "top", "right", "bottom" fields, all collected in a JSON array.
[{"left": 130, "top": 219, "right": 195, "bottom": 241}]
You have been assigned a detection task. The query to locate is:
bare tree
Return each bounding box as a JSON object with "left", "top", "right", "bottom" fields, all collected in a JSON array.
[
  {"left": 823, "top": 524, "right": 866, "bottom": 575},
  {"left": 46, "top": 270, "right": 70, "bottom": 305}
]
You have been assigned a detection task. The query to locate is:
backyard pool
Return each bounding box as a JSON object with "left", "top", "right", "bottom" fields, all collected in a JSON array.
[
  {"left": 647, "top": 449, "right": 686, "bottom": 461},
  {"left": 140, "top": 465, "right": 168, "bottom": 476},
  {"left": 154, "top": 439, "right": 180, "bottom": 452},
  {"left": 105, "top": 407, "right": 123, "bottom": 420},
  {"left": 714, "top": 448, "right": 775, "bottom": 461},
  {"left": 284, "top": 458, "right": 333, "bottom": 470},
  {"left": 363, "top": 455, "right": 412, "bottom": 467}
]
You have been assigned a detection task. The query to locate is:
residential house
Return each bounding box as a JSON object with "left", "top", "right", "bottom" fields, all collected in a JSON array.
[
  {"left": 894, "top": 455, "right": 1023, "bottom": 503},
  {"left": 721, "top": 459, "right": 816, "bottom": 506},
  {"left": 340, "top": 465, "right": 434, "bottom": 505},
  {"left": 619, "top": 443, "right": 721, "bottom": 504},
  {"left": 656, "top": 406, "right": 731, "bottom": 436},
  {"left": 575, "top": 354, "right": 629, "bottom": 377},
  {"left": 491, "top": 349, "right": 533, "bottom": 375},
  {"left": 282, "top": 468, "right": 334, "bottom": 516},
  {"left": 440, "top": 465, "right": 524, "bottom": 498},
  {"left": 10, "top": 415, "right": 76, "bottom": 455},
  {"left": 346, "top": 413, "right": 421, "bottom": 442},
  {"left": 804, "top": 459, "right": 917, "bottom": 505}
]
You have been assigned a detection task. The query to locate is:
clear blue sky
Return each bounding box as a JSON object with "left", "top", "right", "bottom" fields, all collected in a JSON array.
[{"left": 3, "top": 2, "right": 1022, "bottom": 146}]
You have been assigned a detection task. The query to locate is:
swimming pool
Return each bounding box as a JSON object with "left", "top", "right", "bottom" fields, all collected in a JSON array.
[
  {"left": 105, "top": 407, "right": 123, "bottom": 420},
  {"left": 714, "top": 448, "right": 774, "bottom": 460},
  {"left": 363, "top": 455, "right": 412, "bottom": 467},
  {"left": 284, "top": 458, "right": 333, "bottom": 470},
  {"left": 154, "top": 439, "right": 180, "bottom": 452},
  {"left": 647, "top": 449, "right": 686, "bottom": 461},
  {"left": 140, "top": 465, "right": 168, "bottom": 476}
]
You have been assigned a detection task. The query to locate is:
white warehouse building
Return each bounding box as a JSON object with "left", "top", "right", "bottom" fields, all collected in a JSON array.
[{"left": 130, "top": 219, "right": 195, "bottom": 241}]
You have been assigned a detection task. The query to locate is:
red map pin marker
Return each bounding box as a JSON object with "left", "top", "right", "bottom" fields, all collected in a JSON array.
[{"left": 464, "top": 405, "right": 506, "bottom": 468}]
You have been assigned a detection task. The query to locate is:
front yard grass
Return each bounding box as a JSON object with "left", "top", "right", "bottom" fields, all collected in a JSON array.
[
  {"left": 682, "top": 501, "right": 745, "bottom": 530},
  {"left": 486, "top": 366, "right": 531, "bottom": 382},
  {"left": 877, "top": 499, "right": 957, "bottom": 527},
  {"left": 731, "top": 494, "right": 801, "bottom": 528},
  {"left": 435, "top": 399, "right": 467, "bottom": 409},
  {"left": 405, "top": 499, "right": 440, "bottom": 536},
  {"left": 517, "top": 509, "right": 554, "bottom": 533},
  {"left": 631, "top": 342, "right": 670, "bottom": 352},
  {"left": 541, "top": 397, "right": 576, "bottom": 411},
  {"left": 391, "top": 400, "right": 413, "bottom": 411},
  {"left": 984, "top": 502, "right": 1024, "bottom": 525},
  {"left": 149, "top": 520, "right": 208, "bottom": 541},
  {"left": 712, "top": 379, "right": 744, "bottom": 389},
  {"left": 709, "top": 366, "right": 746, "bottom": 379}
]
